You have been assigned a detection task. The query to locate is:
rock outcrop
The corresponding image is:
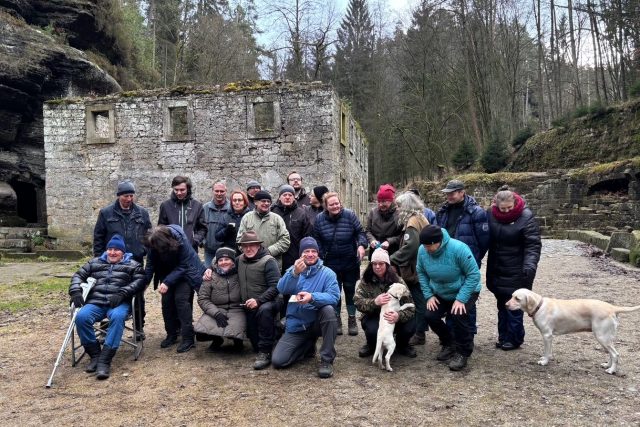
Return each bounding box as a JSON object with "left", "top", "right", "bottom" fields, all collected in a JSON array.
[{"left": 0, "top": 1, "right": 120, "bottom": 224}]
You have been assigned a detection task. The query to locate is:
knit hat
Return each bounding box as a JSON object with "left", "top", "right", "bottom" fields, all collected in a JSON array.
[
  {"left": 377, "top": 184, "right": 396, "bottom": 202},
  {"left": 116, "top": 180, "right": 135, "bottom": 196},
  {"left": 370, "top": 248, "right": 390, "bottom": 265},
  {"left": 254, "top": 190, "right": 272, "bottom": 201},
  {"left": 215, "top": 247, "right": 236, "bottom": 262},
  {"left": 313, "top": 185, "right": 329, "bottom": 201},
  {"left": 299, "top": 236, "right": 320, "bottom": 256},
  {"left": 106, "top": 234, "right": 126, "bottom": 252},
  {"left": 279, "top": 185, "right": 295, "bottom": 197},
  {"left": 238, "top": 231, "right": 263, "bottom": 245},
  {"left": 246, "top": 180, "right": 261, "bottom": 191},
  {"left": 420, "top": 225, "right": 444, "bottom": 245}
]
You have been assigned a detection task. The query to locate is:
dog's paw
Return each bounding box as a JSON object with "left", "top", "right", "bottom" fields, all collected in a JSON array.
[
  {"left": 601, "top": 361, "right": 612, "bottom": 369},
  {"left": 537, "top": 358, "right": 549, "bottom": 366},
  {"left": 605, "top": 367, "right": 616, "bottom": 375},
  {"left": 386, "top": 367, "right": 393, "bottom": 372}
]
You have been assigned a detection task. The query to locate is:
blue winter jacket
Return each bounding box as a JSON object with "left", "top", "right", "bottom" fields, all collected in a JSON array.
[
  {"left": 435, "top": 195, "right": 489, "bottom": 266},
  {"left": 417, "top": 229, "right": 481, "bottom": 303},
  {"left": 277, "top": 259, "right": 340, "bottom": 333},
  {"left": 144, "top": 224, "right": 206, "bottom": 291},
  {"left": 313, "top": 208, "right": 368, "bottom": 273}
]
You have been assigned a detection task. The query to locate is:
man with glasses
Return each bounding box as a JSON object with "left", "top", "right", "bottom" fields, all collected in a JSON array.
[
  {"left": 203, "top": 181, "right": 231, "bottom": 267},
  {"left": 237, "top": 190, "right": 291, "bottom": 269},
  {"left": 286, "top": 171, "right": 310, "bottom": 207}
]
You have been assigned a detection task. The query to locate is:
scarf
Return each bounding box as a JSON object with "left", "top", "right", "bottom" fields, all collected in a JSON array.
[{"left": 492, "top": 192, "right": 525, "bottom": 224}]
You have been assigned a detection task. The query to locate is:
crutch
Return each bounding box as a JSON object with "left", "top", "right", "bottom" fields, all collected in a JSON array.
[{"left": 45, "top": 277, "right": 96, "bottom": 388}]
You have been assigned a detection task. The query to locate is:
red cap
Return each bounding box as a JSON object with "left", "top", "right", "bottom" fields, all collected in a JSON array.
[{"left": 377, "top": 184, "right": 396, "bottom": 202}]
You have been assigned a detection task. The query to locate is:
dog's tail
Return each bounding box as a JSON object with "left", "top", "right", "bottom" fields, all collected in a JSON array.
[{"left": 614, "top": 305, "right": 640, "bottom": 314}]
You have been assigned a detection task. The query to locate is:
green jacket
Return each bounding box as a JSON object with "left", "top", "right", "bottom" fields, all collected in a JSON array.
[
  {"left": 237, "top": 210, "right": 291, "bottom": 266},
  {"left": 354, "top": 276, "right": 415, "bottom": 323}
]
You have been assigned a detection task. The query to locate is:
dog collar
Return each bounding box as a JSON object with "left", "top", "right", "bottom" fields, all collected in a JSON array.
[{"left": 529, "top": 298, "right": 544, "bottom": 318}]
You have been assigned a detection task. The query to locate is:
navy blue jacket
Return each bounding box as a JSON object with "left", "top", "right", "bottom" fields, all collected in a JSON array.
[
  {"left": 313, "top": 208, "right": 367, "bottom": 273},
  {"left": 436, "top": 195, "right": 489, "bottom": 266},
  {"left": 144, "top": 225, "right": 206, "bottom": 291},
  {"left": 215, "top": 205, "right": 250, "bottom": 254},
  {"left": 93, "top": 201, "right": 152, "bottom": 262}
]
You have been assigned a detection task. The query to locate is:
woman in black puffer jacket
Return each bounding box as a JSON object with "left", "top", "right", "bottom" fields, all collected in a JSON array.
[{"left": 486, "top": 187, "right": 541, "bottom": 351}]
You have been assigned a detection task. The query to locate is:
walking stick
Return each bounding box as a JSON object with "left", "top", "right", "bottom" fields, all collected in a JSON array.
[{"left": 45, "top": 278, "right": 96, "bottom": 388}]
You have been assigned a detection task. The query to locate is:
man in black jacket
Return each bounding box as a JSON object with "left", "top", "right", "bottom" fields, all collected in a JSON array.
[
  {"left": 158, "top": 176, "right": 207, "bottom": 252},
  {"left": 93, "top": 180, "right": 152, "bottom": 338},
  {"left": 271, "top": 185, "right": 313, "bottom": 273},
  {"left": 70, "top": 234, "right": 146, "bottom": 380}
]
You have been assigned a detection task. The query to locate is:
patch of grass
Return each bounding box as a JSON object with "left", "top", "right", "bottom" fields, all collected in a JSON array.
[{"left": 0, "top": 277, "right": 69, "bottom": 313}]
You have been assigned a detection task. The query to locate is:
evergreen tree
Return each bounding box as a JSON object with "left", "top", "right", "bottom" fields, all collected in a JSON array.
[
  {"left": 333, "top": 0, "right": 375, "bottom": 119},
  {"left": 452, "top": 141, "right": 477, "bottom": 170},
  {"left": 480, "top": 136, "right": 509, "bottom": 173}
]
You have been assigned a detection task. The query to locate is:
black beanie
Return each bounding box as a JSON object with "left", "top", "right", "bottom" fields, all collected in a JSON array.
[
  {"left": 313, "top": 185, "right": 329, "bottom": 201},
  {"left": 420, "top": 225, "right": 443, "bottom": 245},
  {"left": 254, "top": 190, "right": 272, "bottom": 201}
]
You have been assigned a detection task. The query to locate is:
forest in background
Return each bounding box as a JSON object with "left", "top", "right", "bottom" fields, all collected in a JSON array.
[{"left": 74, "top": 0, "right": 639, "bottom": 189}]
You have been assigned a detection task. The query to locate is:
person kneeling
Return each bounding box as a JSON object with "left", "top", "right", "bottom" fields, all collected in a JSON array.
[
  {"left": 69, "top": 235, "right": 145, "bottom": 380},
  {"left": 272, "top": 237, "right": 340, "bottom": 378},
  {"left": 195, "top": 247, "right": 246, "bottom": 352},
  {"left": 354, "top": 248, "right": 416, "bottom": 360}
]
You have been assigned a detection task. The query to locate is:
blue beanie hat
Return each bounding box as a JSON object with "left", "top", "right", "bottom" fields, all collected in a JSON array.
[
  {"left": 107, "top": 234, "right": 126, "bottom": 252},
  {"left": 299, "top": 236, "right": 319, "bottom": 256}
]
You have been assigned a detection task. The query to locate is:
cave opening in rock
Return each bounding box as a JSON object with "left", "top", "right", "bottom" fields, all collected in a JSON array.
[
  {"left": 10, "top": 180, "right": 38, "bottom": 223},
  {"left": 587, "top": 178, "right": 629, "bottom": 196}
]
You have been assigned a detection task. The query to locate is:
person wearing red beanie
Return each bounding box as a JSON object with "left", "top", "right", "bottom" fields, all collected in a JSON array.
[{"left": 365, "top": 184, "right": 403, "bottom": 262}]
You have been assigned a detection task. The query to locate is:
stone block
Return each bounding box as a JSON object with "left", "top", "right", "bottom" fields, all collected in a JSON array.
[
  {"left": 606, "top": 231, "right": 634, "bottom": 253},
  {"left": 610, "top": 247, "right": 630, "bottom": 262},
  {"left": 566, "top": 230, "right": 610, "bottom": 250}
]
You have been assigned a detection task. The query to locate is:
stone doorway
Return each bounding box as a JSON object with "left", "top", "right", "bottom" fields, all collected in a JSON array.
[{"left": 9, "top": 179, "right": 39, "bottom": 224}]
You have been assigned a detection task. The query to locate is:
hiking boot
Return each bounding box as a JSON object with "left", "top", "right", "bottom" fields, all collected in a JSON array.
[
  {"left": 160, "top": 335, "right": 178, "bottom": 348},
  {"left": 96, "top": 345, "right": 117, "bottom": 380},
  {"left": 253, "top": 352, "right": 271, "bottom": 370},
  {"left": 177, "top": 339, "right": 195, "bottom": 353},
  {"left": 448, "top": 353, "right": 468, "bottom": 371},
  {"left": 206, "top": 336, "right": 224, "bottom": 353},
  {"left": 336, "top": 316, "right": 343, "bottom": 336},
  {"left": 347, "top": 315, "right": 358, "bottom": 336},
  {"left": 358, "top": 344, "right": 374, "bottom": 358},
  {"left": 495, "top": 340, "right": 504, "bottom": 348},
  {"left": 500, "top": 342, "right": 520, "bottom": 351},
  {"left": 409, "top": 333, "right": 426, "bottom": 346},
  {"left": 436, "top": 345, "right": 455, "bottom": 361},
  {"left": 318, "top": 361, "right": 333, "bottom": 378},
  {"left": 83, "top": 342, "right": 101, "bottom": 373},
  {"left": 396, "top": 345, "right": 417, "bottom": 358}
]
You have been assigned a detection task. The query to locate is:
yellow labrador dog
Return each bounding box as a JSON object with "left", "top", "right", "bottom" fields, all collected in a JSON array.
[
  {"left": 506, "top": 288, "right": 640, "bottom": 374},
  {"left": 372, "top": 282, "right": 415, "bottom": 372}
]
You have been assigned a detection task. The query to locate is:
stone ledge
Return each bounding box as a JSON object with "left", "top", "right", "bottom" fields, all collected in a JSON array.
[
  {"left": 566, "top": 230, "right": 610, "bottom": 251},
  {"left": 610, "top": 247, "right": 630, "bottom": 262}
]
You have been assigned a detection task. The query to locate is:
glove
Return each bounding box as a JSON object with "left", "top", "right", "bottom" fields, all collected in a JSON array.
[
  {"left": 109, "top": 294, "right": 124, "bottom": 308},
  {"left": 225, "top": 223, "right": 236, "bottom": 237},
  {"left": 71, "top": 294, "right": 84, "bottom": 308},
  {"left": 213, "top": 312, "right": 229, "bottom": 328}
]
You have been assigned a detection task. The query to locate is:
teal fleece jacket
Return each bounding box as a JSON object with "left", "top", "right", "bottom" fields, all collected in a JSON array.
[{"left": 416, "top": 229, "right": 481, "bottom": 303}]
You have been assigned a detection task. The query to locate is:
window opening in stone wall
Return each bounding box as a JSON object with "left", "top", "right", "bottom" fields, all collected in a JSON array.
[
  {"left": 86, "top": 105, "right": 115, "bottom": 144},
  {"left": 340, "top": 110, "right": 347, "bottom": 147},
  {"left": 254, "top": 102, "right": 275, "bottom": 133},
  {"left": 93, "top": 111, "right": 110, "bottom": 139},
  {"left": 169, "top": 106, "right": 189, "bottom": 137}
]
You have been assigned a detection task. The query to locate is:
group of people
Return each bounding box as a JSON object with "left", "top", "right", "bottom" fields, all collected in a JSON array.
[{"left": 67, "top": 172, "right": 541, "bottom": 380}]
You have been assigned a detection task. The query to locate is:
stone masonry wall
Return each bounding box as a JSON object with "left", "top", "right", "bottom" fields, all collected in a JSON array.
[{"left": 43, "top": 83, "right": 368, "bottom": 246}]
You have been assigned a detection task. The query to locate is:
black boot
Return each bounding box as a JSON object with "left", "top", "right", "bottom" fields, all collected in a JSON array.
[
  {"left": 96, "top": 345, "right": 117, "bottom": 380},
  {"left": 83, "top": 342, "right": 102, "bottom": 373}
]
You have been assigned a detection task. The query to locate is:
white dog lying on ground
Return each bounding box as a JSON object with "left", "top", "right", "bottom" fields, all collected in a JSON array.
[
  {"left": 372, "top": 282, "right": 415, "bottom": 372},
  {"left": 506, "top": 288, "right": 640, "bottom": 374}
]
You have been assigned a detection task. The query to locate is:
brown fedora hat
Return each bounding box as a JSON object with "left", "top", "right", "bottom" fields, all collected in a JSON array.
[{"left": 238, "top": 230, "right": 263, "bottom": 245}]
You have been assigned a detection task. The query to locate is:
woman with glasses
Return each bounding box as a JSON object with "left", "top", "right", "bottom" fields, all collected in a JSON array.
[{"left": 217, "top": 190, "right": 251, "bottom": 255}]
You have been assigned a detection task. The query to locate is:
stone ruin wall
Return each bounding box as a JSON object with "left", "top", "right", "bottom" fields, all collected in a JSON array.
[{"left": 43, "top": 84, "right": 368, "bottom": 247}]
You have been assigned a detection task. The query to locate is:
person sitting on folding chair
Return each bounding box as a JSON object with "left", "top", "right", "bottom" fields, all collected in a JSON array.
[{"left": 69, "top": 234, "right": 146, "bottom": 380}]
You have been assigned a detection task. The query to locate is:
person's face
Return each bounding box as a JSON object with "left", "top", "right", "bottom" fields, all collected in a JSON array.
[
  {"left": 326, "top": 196, "right": 341, "bottom": 216},
  {"left": 241, "top": 242, "right": 261, "bottom": 258},
  {"left": 106, "top": 247, "right": 124, "bottom": 264},
  {"left": 247, "top": 186, "right": 260, "bottom": 197},
  {"left": 212, "top": 184, "right": 226, "bottom": 204},
  {"left": 217, "top": 257, "right": 234, "bottom": 271},
  {"left": 371, "top": 261, "right": 387, "bottom": 278},
  {"left": 231, "top": 193, "right": 246, "bottom": 213},
  {"left": 118, "top": 194, "right": 134, "bottom": 209},
  {"left": 423, "top": 242, "right": 441, "bottom": 254},
  {"left": 377, "top": 200, "right": 392, "bottom": 212},
  {"left": 280, "top": 192, "right": 295, "bottom": 207},
  {"left": 498, "top": 200, "right": 515, "bottom": 213},
  {"left": 288, "top": 174, "right": 302, "bottom": 190},
  {"left": 446, "top": 189, "right": 465, "bottom": 204},
  {"left": 173, "top": 183, "right": 188, "bottom": 200},
  {"left": 256, "top": 198, "right": 271, "bottom": 213},
  {"left": 302, "top": 248, "right": 319, "bottom": 265}
]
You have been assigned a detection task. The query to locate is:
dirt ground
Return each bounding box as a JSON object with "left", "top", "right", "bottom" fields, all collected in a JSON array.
[{"left": 1, "top": 239, "right": 640, "bottom": 426}]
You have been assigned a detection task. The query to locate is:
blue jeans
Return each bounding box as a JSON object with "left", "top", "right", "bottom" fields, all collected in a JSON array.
[
  {"left": 495, "top": 292, "right": 525, "bottom": 346},
  {"left": 204, "top": 249, "right": 216, "bottom": 269},
  {"left": 76, "top": 303, "right": 131, "bottom": 349}
]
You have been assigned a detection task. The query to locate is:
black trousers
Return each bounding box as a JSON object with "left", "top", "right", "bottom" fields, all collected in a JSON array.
[
  {"left": 161, "top": 280, "right": 194, "bottom": 340},
  {"left": 245, "top": 300, "right": 281, "bottom": 353},
  {"left": 424, "top": 293, "right": 479, "bottom": 357},
  {"left": 360, "top": 314, "right": 416, "bottom": 350}
]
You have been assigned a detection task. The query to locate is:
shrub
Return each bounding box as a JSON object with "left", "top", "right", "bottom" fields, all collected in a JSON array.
[
  {"left": 630, "top": 81, "right": 640, "bottom": 98},
  {"left": 452, "top": 141, "right": 477, "bottom": 170},
  {"left": 512, "top": 127, "right": 534, "bottom": 148},
  {"left": 480, "top": 137, "right": 509, "bottom": 173}
]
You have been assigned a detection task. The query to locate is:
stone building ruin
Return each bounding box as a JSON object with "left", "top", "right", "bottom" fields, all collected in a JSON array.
[{"left": 43, "top": 81, "right": 369, "bottom": 246}]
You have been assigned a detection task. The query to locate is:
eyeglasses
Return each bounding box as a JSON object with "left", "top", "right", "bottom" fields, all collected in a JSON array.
[
  {"left": 288, "top": 177, "right": 302, "bottom": 182},
  {"left": 232, "top": 198, "right": 244, "bottom": 202},
  {"left": 257, "top": 200, "right": 272, "bottom": 205}
]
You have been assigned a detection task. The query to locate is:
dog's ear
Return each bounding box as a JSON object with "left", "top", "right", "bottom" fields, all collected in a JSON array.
[{"left": 524, "top": 290, "right": 539, "bottom": 313}]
